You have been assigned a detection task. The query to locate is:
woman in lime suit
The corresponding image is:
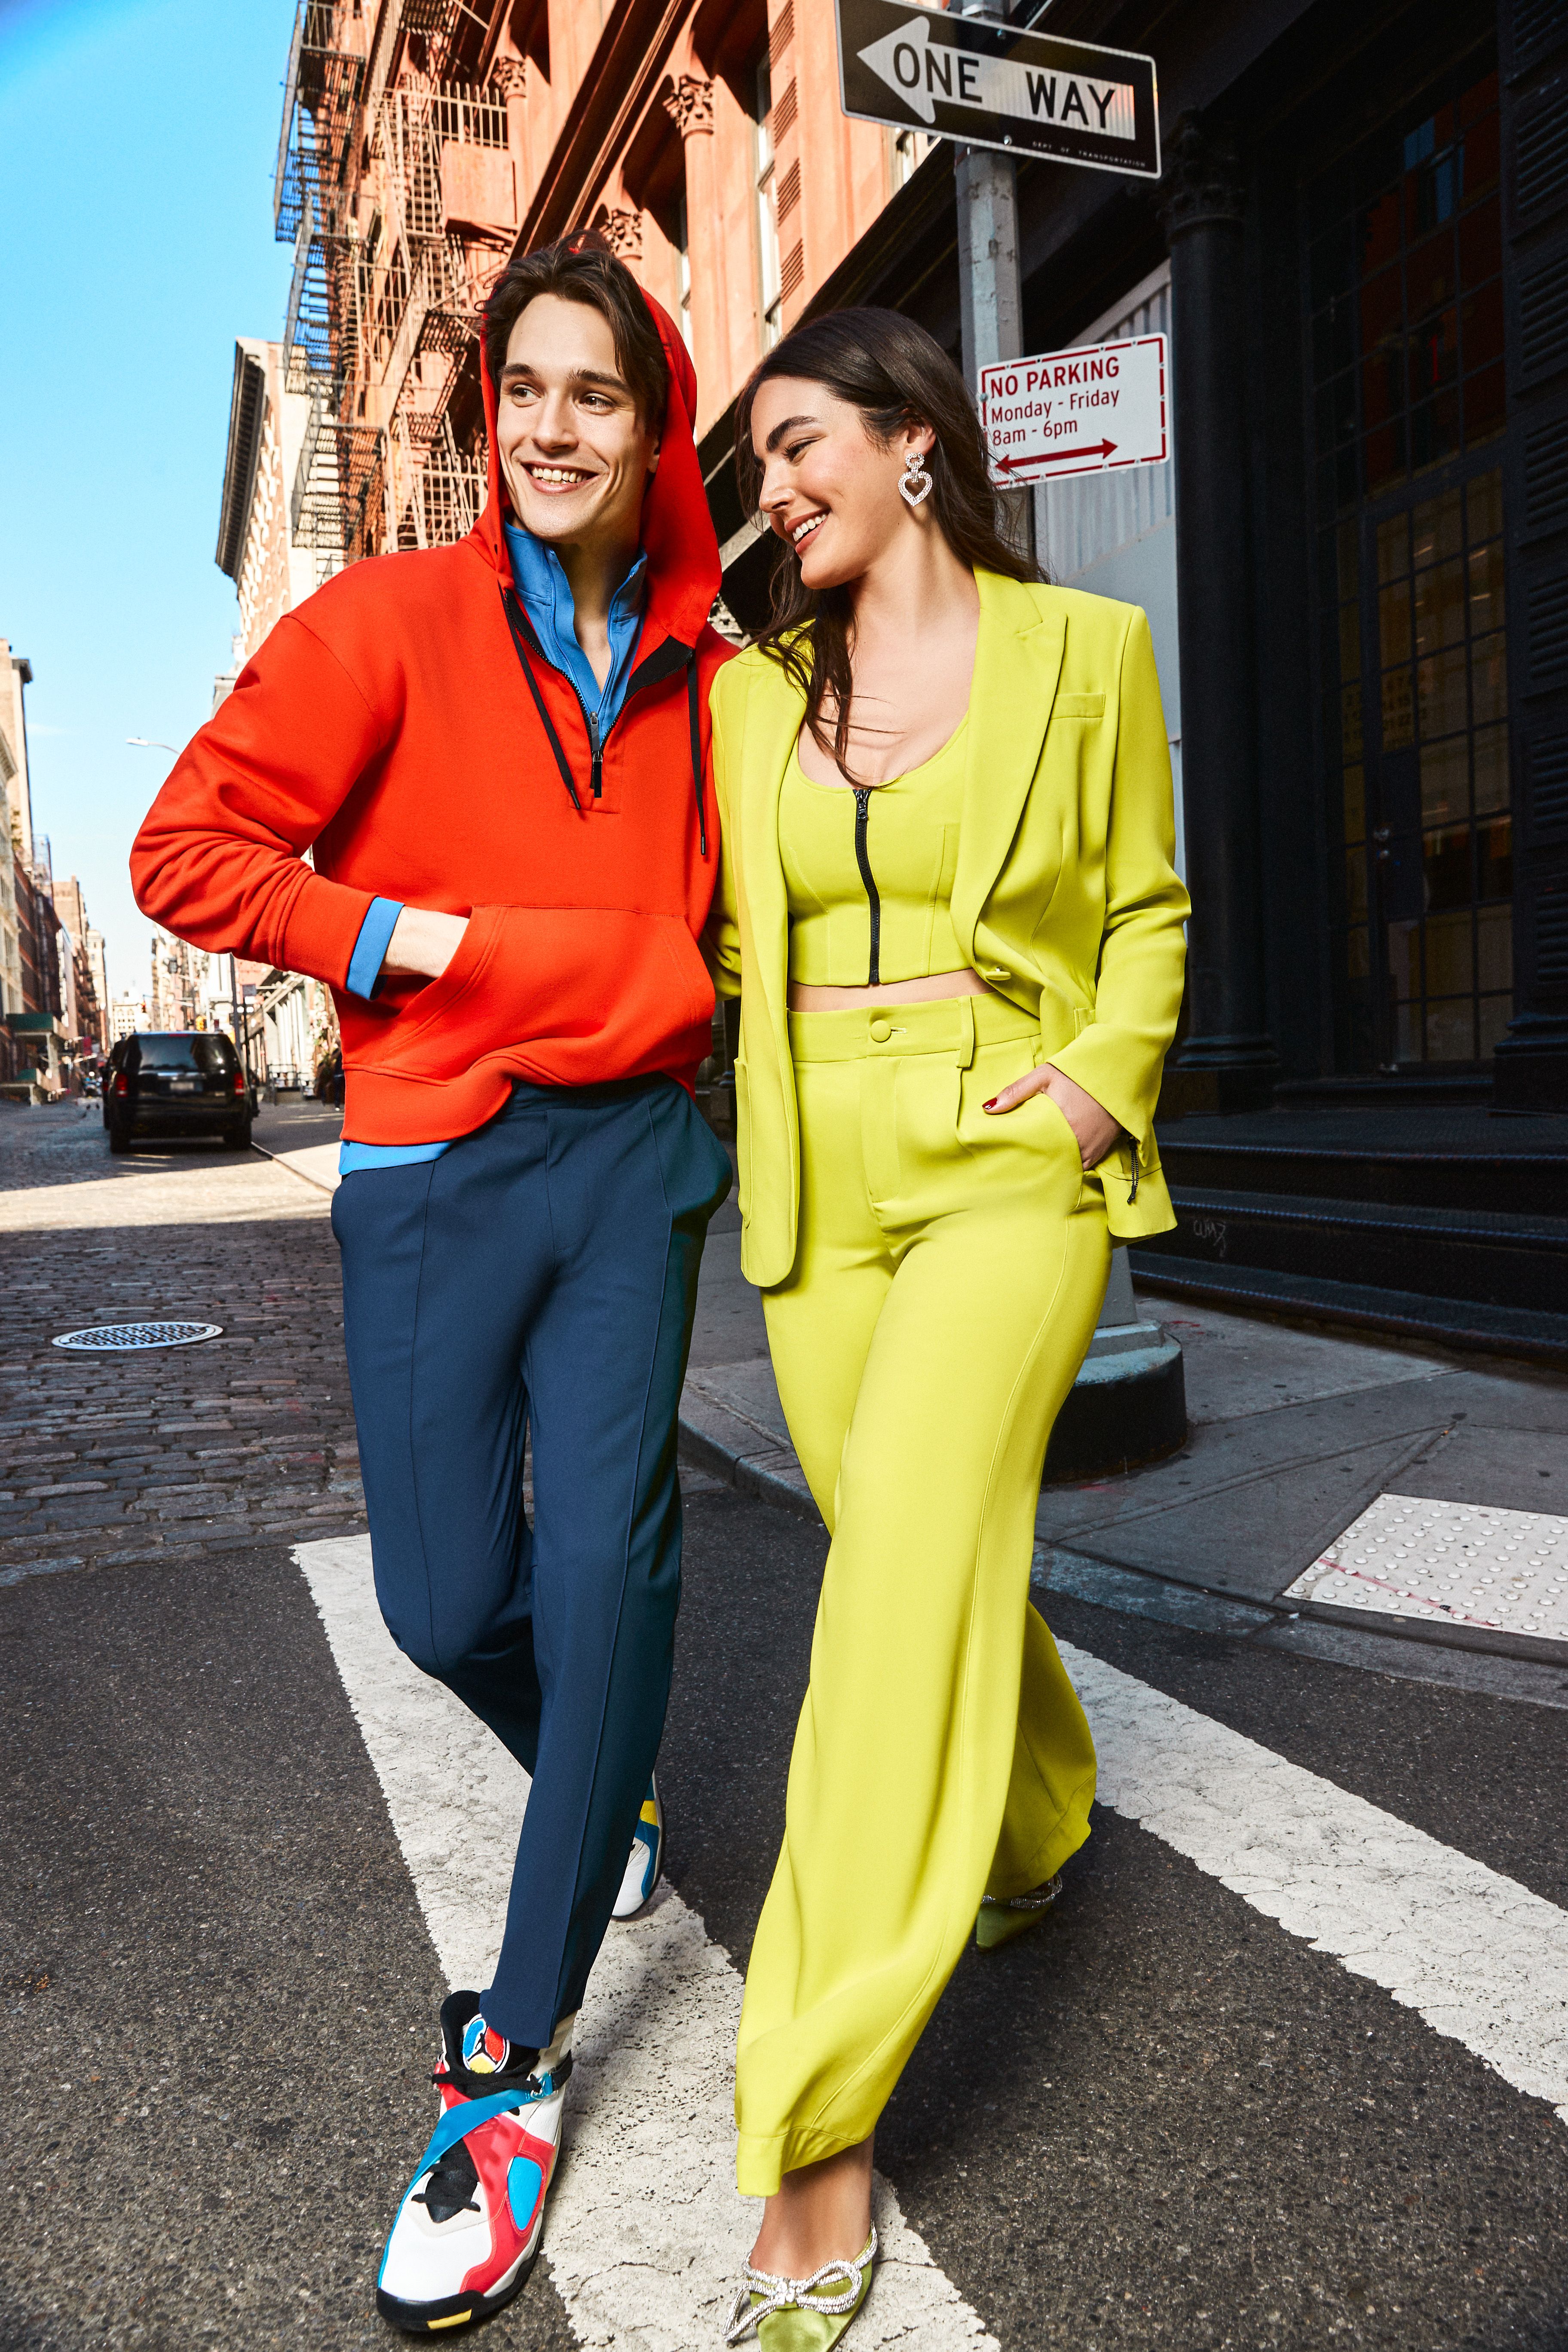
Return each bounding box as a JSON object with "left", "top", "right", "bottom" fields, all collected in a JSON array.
[{"left": 709, "top": 309, "right": 1188, "bottom": 2347}]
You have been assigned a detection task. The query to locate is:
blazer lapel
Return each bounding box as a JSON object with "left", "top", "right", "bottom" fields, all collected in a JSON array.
[
  {"left": 950, "top": 571, "right": 1066, "bottom": 963},
  {"left": 739, "top": 655, "right": 803, "bottom": 1063}
]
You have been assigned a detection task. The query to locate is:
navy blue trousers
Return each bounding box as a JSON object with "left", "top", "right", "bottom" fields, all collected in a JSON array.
[{"left": 331, "top": 1077, "right": 731, "bottom": 2046}]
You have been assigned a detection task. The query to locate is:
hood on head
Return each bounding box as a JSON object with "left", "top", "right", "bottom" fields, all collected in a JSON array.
[{"left": 475, "top": 270, "right": 720, "bottom": 650}]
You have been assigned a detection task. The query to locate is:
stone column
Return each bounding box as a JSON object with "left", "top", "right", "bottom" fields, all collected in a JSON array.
[
  {"left": 661, "top": 74, "right": 727, "bottom": 431},
  {"left": 1160, "top": 113, "right": 1278, "bottom": 1109},
  {"left": 493, "top": 55, "right": 529, "bottom": 220},
  {"left": 589, "top": 205, "right": 644, "bottom": 266}
]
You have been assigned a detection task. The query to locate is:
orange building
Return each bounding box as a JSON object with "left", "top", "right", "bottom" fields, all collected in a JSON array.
[{"left": 267, "top": 0, "right": 927, "bottom": 588}]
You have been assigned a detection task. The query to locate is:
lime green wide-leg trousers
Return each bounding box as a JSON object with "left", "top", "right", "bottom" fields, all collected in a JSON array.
[{"left": 735, "top": 993, "right": 1109, "bottom": 2197}]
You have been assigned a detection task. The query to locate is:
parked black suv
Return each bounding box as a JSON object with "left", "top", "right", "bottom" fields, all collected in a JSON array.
[{"left": 104, "top": 1032, "right": 254, "bottom": 1155}]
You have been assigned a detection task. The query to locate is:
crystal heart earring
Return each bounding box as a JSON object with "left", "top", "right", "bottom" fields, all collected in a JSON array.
[{"left": 899, "top": 447, "right": 933, "bottom": 508}]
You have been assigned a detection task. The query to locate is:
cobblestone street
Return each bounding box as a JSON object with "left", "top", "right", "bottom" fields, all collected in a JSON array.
[{"left": 0, "top": 1102, "right": 364, "bottom": 1591}]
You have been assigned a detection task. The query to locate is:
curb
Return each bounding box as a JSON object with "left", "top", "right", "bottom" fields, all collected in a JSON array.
[
  {"left": 249, "top": 1138, "right": 337, "bottom": 1196},
  {"left": 677, "top": 1419, "right": 822, "bottom": 1522},
  {"left": 676, "top": 1387, "right": 821, "bottom": 1524}
]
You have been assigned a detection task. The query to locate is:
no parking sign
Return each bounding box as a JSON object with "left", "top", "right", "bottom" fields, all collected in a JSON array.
[{"left": 978, "top": 334, "right": 1168, "bottom": 483}]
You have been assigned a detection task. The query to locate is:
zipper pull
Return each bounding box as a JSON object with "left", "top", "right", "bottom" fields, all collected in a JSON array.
[{"left": 588, "top": 714, "right": 603, "bottom": 801}]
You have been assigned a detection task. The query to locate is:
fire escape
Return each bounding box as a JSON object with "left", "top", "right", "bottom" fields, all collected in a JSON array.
[{"left": 275, "top": 0, "right": 520, "bottom": 578}]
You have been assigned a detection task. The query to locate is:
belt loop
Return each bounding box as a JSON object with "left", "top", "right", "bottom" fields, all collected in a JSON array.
[{"left": 954, "top": 996, "right": 976, "bottom": 1071}]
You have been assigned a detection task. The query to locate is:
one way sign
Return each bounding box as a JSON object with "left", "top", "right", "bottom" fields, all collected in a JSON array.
[{"left": 836, "top": 0, "right": 1160, "bottom": 180}]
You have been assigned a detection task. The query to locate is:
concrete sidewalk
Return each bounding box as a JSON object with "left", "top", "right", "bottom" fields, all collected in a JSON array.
[{"left": 682, "top": 1194, "right": 1568, "bottom": 1710}]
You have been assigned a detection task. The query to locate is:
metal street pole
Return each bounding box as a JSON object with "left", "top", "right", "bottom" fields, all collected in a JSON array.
[{"left": 955, "top": 4, "right": 1034, "bottom": 567}]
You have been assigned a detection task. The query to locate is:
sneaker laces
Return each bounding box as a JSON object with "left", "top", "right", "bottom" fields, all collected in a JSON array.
[{"left": 416, "top": 2137, "right": 481, "bottom": 2225}]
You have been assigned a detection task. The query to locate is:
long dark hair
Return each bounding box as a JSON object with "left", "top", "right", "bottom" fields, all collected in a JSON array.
[{"left": 733, "top": 308, "right": 1041, "bottom": 779}]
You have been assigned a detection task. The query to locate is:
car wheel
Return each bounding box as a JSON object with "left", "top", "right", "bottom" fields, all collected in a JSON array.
[
  {"left": 229, "top": 1120, "right": 254, "bottom": 1151},
  {"left": 108, "top": 1127, "right": 130, "bottom": 1156}
]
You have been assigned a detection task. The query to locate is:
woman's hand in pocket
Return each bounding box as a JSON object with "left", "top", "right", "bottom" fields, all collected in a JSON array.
[
  {"left": 383, "top": 906, "right": 469, "bottom": 980},
  {"left": 982, "top": 1063, "right": 1121, "bottom": 1167}
]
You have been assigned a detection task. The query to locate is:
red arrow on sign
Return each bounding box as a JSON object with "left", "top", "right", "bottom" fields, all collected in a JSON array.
[{"left": 996, "top": 440, "right": 1119, "bottom": 471}]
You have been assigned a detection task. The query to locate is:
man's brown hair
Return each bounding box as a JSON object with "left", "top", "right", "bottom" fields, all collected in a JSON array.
[{"left": 482, "top": 235, "right": 670, "bottom": 429}]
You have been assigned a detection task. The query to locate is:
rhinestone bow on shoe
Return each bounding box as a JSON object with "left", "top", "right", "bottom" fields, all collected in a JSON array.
[{"left": 725, "top": 2227, "right": 878, "bottom": 2343}]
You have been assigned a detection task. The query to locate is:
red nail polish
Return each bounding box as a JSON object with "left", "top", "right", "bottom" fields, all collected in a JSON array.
[{"left": 983, "top": 1097, "right": 997, "bottom": 1111}]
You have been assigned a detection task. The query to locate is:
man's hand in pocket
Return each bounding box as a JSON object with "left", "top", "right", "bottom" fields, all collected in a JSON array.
[{"left": 383, "top": 908, "right": 469, "bottom": 981}]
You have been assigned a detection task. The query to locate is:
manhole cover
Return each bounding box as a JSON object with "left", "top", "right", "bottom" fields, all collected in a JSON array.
[{"left": 52, "top": 1321, "right": 224, "bottom": 1352}]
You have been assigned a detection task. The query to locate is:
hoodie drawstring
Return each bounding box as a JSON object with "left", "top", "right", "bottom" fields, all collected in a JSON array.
[
  {"left": 500, "top": 589, "right": 583, "bottom": 815},
  {"left": 502, "top": 585, "right": 710, "bottom": 860},
  {"left": 686, "top": 653, "right": 708, "bottom": 861}
]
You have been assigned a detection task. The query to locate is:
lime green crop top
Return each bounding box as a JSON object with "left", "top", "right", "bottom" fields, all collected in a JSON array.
[{"left": 780, "top": 720, "right": 970, "bottom": 986}]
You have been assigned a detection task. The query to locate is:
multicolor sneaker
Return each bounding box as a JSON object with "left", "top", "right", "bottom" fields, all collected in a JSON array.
[
  {"left": 376, "top": 1990, "right": 571, "bottom": 2334},
  {"left": 611, "top": 1772, "right": 663, "bottom": 1920}
]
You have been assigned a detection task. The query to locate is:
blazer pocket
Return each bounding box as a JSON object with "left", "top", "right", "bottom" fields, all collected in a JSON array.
[
  {"left": 1052, "top": 693, "right": 1106, "bottom": 719},
  {"left": 1036, "top": 1086, "right": 1086, "bottom": 1170}
]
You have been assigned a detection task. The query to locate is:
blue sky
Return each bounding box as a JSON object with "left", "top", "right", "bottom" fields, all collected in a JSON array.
[{"left": 0, "top": 0, "right": 297, "bottom": 1009}]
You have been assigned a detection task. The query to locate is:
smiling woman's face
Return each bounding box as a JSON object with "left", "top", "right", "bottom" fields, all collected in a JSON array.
[{"left": 750, "top": 377, "right": 933, "bottom": 592}]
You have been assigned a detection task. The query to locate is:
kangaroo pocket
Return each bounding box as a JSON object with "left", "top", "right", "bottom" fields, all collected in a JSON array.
[{"left": 359, "top": 903, "right": 713, "bottom": 1085}]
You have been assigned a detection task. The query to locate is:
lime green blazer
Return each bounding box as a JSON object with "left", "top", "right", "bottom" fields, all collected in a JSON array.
[{"left": 706, "top": 568, "right": 1191, "bottom": 1287}]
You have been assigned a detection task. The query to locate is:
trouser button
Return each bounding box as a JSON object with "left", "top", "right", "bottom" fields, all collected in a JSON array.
[{"left": 869, "top": 1018, "right": 893, "bottom": 1043}]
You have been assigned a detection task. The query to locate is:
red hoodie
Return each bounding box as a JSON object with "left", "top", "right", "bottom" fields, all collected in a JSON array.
[{"left": 132, "top": 292, "right": 732, "bottom": 1144}]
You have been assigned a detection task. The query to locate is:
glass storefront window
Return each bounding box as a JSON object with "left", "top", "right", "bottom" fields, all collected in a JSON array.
[
  {"left": 1473, "top": 723, "right": 1509, "bottom": 814},
  {"left": 1308, "top": 57, "right": 1512, "bottom": 1070}
]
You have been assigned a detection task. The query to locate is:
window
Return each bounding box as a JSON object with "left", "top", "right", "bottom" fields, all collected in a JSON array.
[
  {"left": 754, "top": 55, "right": 781, "bottom": 350},
  {"left": 1308, "top": 62, "right": 1510, "bottom": 1068},
  {"left": 133, "top": 1033, "right": 238, "bottom": 1073},
  {"left": 891, "top": 127, "right": 934, "bottom": 191},
  {"left": 1036, "top": 266, "right": 1182, "bottom": 874}
]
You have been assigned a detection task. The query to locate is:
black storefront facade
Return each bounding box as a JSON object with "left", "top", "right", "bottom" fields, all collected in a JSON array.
[{"left": 702, "top": 0, "right": 1568, "bottom": 1360}]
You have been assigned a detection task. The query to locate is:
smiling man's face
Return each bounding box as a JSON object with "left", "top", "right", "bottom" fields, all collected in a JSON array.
[{"left": 496, "top": 292, "right": 660, "bottom": 557}]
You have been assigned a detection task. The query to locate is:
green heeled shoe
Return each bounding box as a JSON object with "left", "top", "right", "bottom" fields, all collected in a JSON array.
[
  {"left": 976, "top": 1871, "right": 1063, "bottom": 1951},
  {"left": 725, "top": 2226, "right": 877, "bottom": 2347}
]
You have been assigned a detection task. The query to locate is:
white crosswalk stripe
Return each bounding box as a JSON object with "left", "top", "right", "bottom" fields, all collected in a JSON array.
[
  {"left": 1063, "top": 1640, "right": 1568, "bottom": 2122},
  {"left": 296, "top": 1537, "right": 1568, "bottom": 2349},
  {"left": 296, "top": 1536, "right": 998, "bottom": 2351}
]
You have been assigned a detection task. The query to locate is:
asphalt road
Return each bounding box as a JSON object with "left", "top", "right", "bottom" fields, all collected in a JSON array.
[{"left": 4, "top": 1101, "right": 1568, "bottom": 2350}]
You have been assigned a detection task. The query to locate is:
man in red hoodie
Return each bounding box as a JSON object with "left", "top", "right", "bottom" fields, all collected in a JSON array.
[{"left": 132, "top": 242, "right": 734, "bottom": 2331}]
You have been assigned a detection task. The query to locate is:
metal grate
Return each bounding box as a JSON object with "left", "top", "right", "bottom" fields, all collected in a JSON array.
[
  {"left": 1284, "top": 1492, "right": 1568, "bottom": 1643},
  {"left": 1512, "top": 0, "right": 1568, "bottom": 75},
  {"left": 52, "top": 1322, "right": 224, "bottom": 1353},
  {"left": 1539, "top": 885, "right": 1568, "bottom": 985},
  {"left": 1520, "top": 250, "right": 1568, "bottom": 384},
  {"left": 1516, "top": 80, "right": 1568, "bottom": 219},
  {"left": 1530, "top": 574, "right": 1568, "bottom": 687},
  {"left": 1534, "top": 734, "right": 1568, "bottom": 836},
  {"left": 1525, "top": 413, "right": 1568, "bottom": 539}
]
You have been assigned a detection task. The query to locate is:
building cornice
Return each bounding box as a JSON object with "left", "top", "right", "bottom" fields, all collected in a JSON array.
[
  {"left": 515, "top": 0, "right": 692, "bottom": 252},
  {"left": 216, "top": 343, "right": 270, "bottom": 582}
]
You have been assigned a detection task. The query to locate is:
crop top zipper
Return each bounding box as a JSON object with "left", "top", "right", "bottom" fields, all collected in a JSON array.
[{"left": 852, "top": 786, "right": 882, "bottom": 986}]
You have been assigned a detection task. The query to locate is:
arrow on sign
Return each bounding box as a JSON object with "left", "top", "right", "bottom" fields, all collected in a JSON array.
[
  {"left": 857, "top": 11, "right": 1138, "bottom": 141},
  {"left": 996, "top": 441, "right": 1118, "bottom": 471}
]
